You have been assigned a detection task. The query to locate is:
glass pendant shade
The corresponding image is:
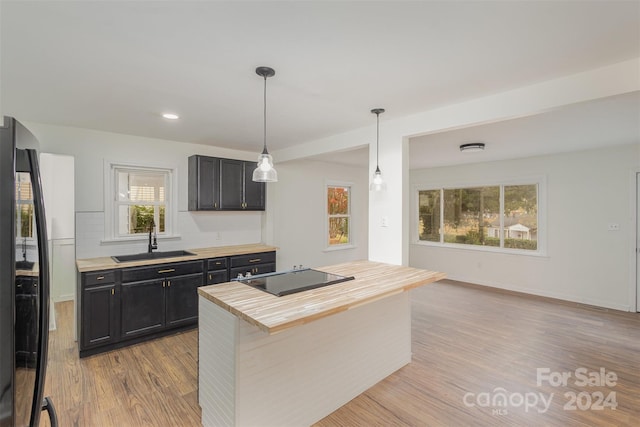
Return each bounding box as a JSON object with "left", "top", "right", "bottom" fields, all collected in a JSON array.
[
  {"left": 252, "top": 151, "right": 278, "bottom": 182},
  {"left": 253, "top": 66, "right": 278, "bottom": 183},
  {"left": 369, "top": 166, "right": 387, "bottom": 191},
  {"left": 370, "top": 108, "right": 386, "bottom": 191}
]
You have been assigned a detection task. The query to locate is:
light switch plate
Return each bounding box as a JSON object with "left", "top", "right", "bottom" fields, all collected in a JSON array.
[{"left": 607, "top": 223, "right": 620, "bottom": 231}]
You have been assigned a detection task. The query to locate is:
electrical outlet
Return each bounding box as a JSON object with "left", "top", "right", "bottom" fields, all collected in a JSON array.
[
  {"left": 381, "top": 216, "right": 389, "bottom": 227},
  {"left": 607, "top": 223, "right": 619, "bottom": 231},
  {"left": 215, "top": 231, "right": 222, "bottom": 240}
]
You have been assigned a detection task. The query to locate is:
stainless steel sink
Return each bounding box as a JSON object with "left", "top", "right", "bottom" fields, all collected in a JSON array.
[{"left": 111, "top": 250, "right": 196, "bottom": 263}]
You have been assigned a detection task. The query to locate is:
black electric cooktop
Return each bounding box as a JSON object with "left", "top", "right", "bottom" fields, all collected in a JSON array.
[{"left": 236, "top": 268, "right": 355, "bottom": 297}]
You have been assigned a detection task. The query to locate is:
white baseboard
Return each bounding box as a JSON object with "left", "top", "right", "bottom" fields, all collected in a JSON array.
[{"left": 446, "top": 274, "right": 631, "bottom": 312}]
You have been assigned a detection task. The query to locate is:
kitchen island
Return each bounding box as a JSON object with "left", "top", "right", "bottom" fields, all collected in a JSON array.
[{"left": 197, "top": 260, "right": 445, "bottom": 427}]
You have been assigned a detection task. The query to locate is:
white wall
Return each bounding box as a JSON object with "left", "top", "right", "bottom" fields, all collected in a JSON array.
[
  {"left": 40, "top": 153, "right": 76, "bottom": 301},
  {"left": 25, "top": 122, "right": 264, "bottom": 259},
  {"left": 274, "top": 58, "right": 640, "bottom": 266},
  {"left": 409, "top": 143, "right": 640, "bottom": 311},
  {"left": 265, "top": 159, "right": 368, "bottom": 271}
]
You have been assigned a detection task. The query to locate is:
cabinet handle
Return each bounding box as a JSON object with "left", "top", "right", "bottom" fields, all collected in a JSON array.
[
  {"left": 168, "top": 280, "right": 171, "bottom": 287},
  {"left": 158, "top": 269, "right": 175, "bottom": 274},
  {"left": 208, "top": 274, "right": 212, "bottom": 281},
  {"left": 248, "top": 258, "right": 261, "bottom": 263},
  {"left": 96, "top": 276, "right": 104, "bottom": 280},
  {"left": 215, "top": 262, "right": 222, "bottom": 265},
  {"left": 214, "top": 202, "right": 218, "bottom": 208},
  {"left": 111, "top": 289, "right": 114, "bottom": 296},
  {"left": 162, "top": 281, "right": 165, "bottom": 288}
]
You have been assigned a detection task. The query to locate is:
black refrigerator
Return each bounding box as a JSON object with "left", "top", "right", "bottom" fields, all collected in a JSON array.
[{"left": 0, "top": 117, "right": 57, "bottom": 426}]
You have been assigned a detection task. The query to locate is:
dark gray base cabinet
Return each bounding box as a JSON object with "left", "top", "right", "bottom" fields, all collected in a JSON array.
[
  {"left": 121, "top": 279, "right": 164, "bottom": 338},
  {"left": 16, "top": 276, "right": 38, "bottom": 367},
  {"left": 229, "top": 251, "right": 276, "bottom": 279},
  {"left": 78, "top": 252, "right": 276, "bottom": 357},
  {"left": 79, "top": 270, "right": 119, "bottom": 352},
  {"left": 79, "top": 261, "right": 204, "bottom": 358},
  {"left": 82, "top": 282, "right": 118, "bottom": 349}
]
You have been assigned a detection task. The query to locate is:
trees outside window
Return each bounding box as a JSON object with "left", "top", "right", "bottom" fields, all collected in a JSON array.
[
  {"left": 112, "top": 167, "right": 171, "bottom": 238},
  {"left": 327, "top": 185, "right": 351, "bottom": 246},
  {"left": 418, "top": 184, "right": 538, "bottom": 251}
]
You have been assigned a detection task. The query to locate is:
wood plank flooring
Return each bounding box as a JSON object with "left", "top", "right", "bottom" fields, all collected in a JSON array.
[{"left": 40, "top": 280, "right": 640, "bottom": 426}]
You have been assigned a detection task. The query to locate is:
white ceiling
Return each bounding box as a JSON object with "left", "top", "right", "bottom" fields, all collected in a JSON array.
[
  {"left": 409, "top": 91, "right": 640, "bottom": 169},
  {"left": 2, "top": 1, "right": 639, "bottom": 158}
]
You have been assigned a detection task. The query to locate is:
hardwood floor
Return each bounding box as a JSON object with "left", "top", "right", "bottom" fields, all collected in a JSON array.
[{"left": 41, "top": 281, "right": 640, "bottom": 426}]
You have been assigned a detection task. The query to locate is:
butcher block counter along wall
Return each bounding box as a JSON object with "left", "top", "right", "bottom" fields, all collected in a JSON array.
[
  {"left": 198, "top": 260, "right": 445, "bottom": 427},
  {"left": 75, "top": 243, "right": 277, "bottom": 272},
  {"left": 76, "top": 244, "right": 277, "bottom": 357}
]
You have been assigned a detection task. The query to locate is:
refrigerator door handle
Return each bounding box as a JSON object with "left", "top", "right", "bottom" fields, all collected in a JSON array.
[
  {"left": 26, "top": 148, "right": 51, "bottom": 427},
  {"left": 41, "top": 397, "right": 58, "bottom": 427}
]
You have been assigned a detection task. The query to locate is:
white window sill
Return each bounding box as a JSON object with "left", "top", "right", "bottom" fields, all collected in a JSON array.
[
  {"left": 323, "top": 244, "right": 357, "bottom": 253},
  {"left": 100, "top": 234, "right": 182, "bottom": 245},
  {"left": 411, "top": 240, "right": 548, "bottom": 258}
]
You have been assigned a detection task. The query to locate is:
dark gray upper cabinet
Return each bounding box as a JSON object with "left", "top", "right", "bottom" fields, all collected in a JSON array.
[
  {"left": 188, "top": 155, "right": 220, "bottom": 210},
  {"left": 188, "top": 155, "right": 265, "bottom": 211},
  {"left": 243, "top": 163, "right": 266, "bottom": 210},
  {"left": 219, "top": 158, "right": 244, "bottom": 209}
]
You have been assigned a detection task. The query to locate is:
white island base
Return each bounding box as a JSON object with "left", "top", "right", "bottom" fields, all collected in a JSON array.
[{"left": 198, "top": 292, "right": 411, "bottom": 427}]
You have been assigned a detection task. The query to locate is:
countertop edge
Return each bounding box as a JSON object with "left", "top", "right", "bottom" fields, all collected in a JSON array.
[
  {"left": 76, "top": 244, "right": 278, "bottom": 272},
  {"left": 198, "top": 266, "right": 447, "bottom": 335}
]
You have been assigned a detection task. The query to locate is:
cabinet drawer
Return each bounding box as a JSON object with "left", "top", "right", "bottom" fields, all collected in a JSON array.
[
  {"left": 207, "top": 257, "right": 227, "bottom": 271},
  {"left": 230, "top": 263, "right": 275, "bottom": 279},
  {"left": 16, "top": 276, "right": 37, "bottom": 295},
  {"left": 121, "top": 260, "right": 204, "bottom": 283},
  {"left": 230, "top": 251, "right": 276, "bottom": 268},
  {"left": 84, "top": 270, "right": 116, "bottom": 287}
]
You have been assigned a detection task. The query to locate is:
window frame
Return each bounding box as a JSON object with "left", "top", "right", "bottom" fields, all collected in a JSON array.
[
  {"left": 325, "top": 180, "right": 355, "bottom": 251},
  {"left": 103, "top": 160, "right": 179, "bottom": 243},
  {"left": 412, "top": 176, "right": 546, "bottom": 256},
  {"left": 15, "top": 172, "right": 36, "bottom": 243}
]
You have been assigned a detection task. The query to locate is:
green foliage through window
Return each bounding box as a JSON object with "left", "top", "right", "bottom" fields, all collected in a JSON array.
[
  {"left": 328, "top": 186, "right": 351, "bottom": 246},
  {"left": 418, "top": 184, "right": 538, "bottom": 251}
]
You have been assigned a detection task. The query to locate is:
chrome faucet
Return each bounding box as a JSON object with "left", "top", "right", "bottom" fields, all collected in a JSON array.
[{"left": 148, "top": 219, "right": 158, "bottom": 253}]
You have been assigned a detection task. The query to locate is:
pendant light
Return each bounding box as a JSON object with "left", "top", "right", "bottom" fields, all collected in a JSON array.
[
  {"left": 370, "top": 108, "right": 386, "bottom": 191},
  {"left": 252, "top": 66, "right": 278, "bottom": 182}
]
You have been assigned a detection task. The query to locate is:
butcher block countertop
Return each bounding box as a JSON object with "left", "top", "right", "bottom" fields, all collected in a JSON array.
[
  {"left": 16, "top": 263, "right": 39, "bottom": 277},
  {"left": 76, "top": 243, "right": 277, "bottom": 272},
  {"left": 198, "top": 260, "right": 446, "bottom": 334}
]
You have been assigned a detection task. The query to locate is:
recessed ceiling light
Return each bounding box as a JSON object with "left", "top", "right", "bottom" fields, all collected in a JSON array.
[
  {"left": 162, "top": 113, "right": 179, "bottom": 120},
  {"left": 459, "top": 142, "right": 485, "bottom": 152}
]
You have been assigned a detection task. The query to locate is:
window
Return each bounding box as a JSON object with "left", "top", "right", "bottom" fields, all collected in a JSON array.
[
  {"left": 327, "top": 184, "right": 351, "bottom": 247},
  {"left": 417, "top": 183, "right": 539, "bottom": 252},
  {"left": 15, "top": 172, "right": 34, "bottom": 239},
  {"left": 105, "top": 162, "right": 176, "bottom": 240}
]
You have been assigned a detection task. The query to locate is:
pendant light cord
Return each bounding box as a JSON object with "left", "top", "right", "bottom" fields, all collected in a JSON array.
[
  {"left": 376, "top": 111, "right": 380, "bottom": 169},
  {"left": 263, "top": 75, "right": 268, "bottom": 154}
]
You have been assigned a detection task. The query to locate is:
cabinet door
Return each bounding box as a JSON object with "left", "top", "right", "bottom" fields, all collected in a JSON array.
[
  {"left": 82, "top": 283, "right": 118, "bottom": 348},
  {"left": 219, "top": 158, "right": 244, "bottom": 209},
  {"left": 206, "top": 270, "right": 229, "bottom": 285},
  {"left": 243, "top": 161, "right": 266, "bottom": 210},
  {"left": 166, "top": 273, "right": 202, "bottom": 327},
  {"left": 15, "top": 285, "right": 38, "bottom": 366},
  {"left": 188, "top": 155, "right": 220, "bottom": 210},
  {"left": 121, "top": 279, "right": 165, "bottom": 338}
]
